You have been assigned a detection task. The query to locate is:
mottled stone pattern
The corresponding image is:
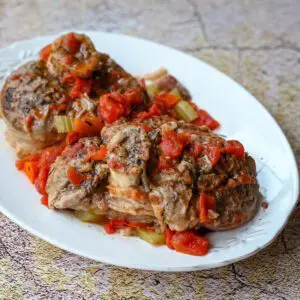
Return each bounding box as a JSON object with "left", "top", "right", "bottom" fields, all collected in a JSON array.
[{"left": 0, "top": 0, "right": 299, "bottom": 299}]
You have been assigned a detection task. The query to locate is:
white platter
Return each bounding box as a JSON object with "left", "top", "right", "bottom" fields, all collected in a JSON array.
[{"left": 0, "top": 31, "right": 298, "bottom": 272}]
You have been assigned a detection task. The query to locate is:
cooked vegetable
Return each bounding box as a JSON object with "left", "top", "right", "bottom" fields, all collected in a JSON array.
[
  {"left": 225, "top": 140, "right": 245, "bottom": 159},
  {"left": 203, "top": 146, "right": 221, "bottom": 165},
  {"left": 88, "top": 145, "right": 107, "bottom": 161},
  {"left": 156, "top": 92, "right": 180, "bottom": 109},
  {"left": 146, "top": 83, "right": 159, "bottom": 97},
  {"left": 171, "top": 231, "right": 209, "bottom": 256},
  {"left": 173, "top": 100, "right": 197, "bottom": 122},
  {"left": 15, "top": 153, "right": 41, "bottom": 171},
  {"left": 39, "top": 44, "right": 52, "bottom": 61},
  {"left": 136, "top": 102, "right": 164, "bottom": 120},
  {"left": 104, "top": 219, "right": 153, "bottom": 234},
  {"left": 199, "top": 192, "right": 216, "bottom": 223},
  {"left": 66, "top": 131, "right": 81, "bottom": 145},
  {"left": 67, "top": 166, "right": 85, "bottom": 186},
  {"left": 41, "top": 195, "right": 49, "bottom": 207},
  {"left": 73, "top": 116, "right": 102, "bottom": 136},
  {"left": 193, "top": 109, "right": 220, "bottom": 130},
  {"left": 74, "top": 210, "right": 104, "bottom": 223},
  {"left": 54, "top": 116, "right": 74, "bottom": 133},
  {"left": 64, "top": 33, "right": 81, "bottom": 54},
  {"left": 169, "top": 87, "right": 181, "bottom": 98},
  {"left": 160, "top": 130, "right": 189, "bottom": 158},
  {"left": 165, "top": 228, "right": 175, "bottom": 249},
  {"left": 23, "top": 161, "right": 39, "bottom": 184},
  {"left": 69, "top": 77, "right": 92, "bottom": 99},
  {"left": 137, "top": 229, "right": 165, "bottom": 245},
  {"left": 98, "top": 93, "right": 127, "bottom": 123},
  {"left": 35, "top": 144, "right": 65, "bottom": 195},
  {"left": 123, "top": 88, "right": 143, "bottom": 105}
]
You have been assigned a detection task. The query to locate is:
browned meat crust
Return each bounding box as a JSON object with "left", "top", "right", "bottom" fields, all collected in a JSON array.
[
  {"left": 0, "top": 61, "right": 66, "bottom": 156},
  {"left": 46, "top": 117, "right": 260, "bottom": 232}
]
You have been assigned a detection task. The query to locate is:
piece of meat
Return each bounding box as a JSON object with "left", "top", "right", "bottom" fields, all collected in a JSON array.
[
  {"left": 0, "top": 61, "right": 67, "bottom": 156},
  {"left": 146, "top": 119, "right": 259, "bottom": 232},
  {"left": 200, "top": 155, "right": 260, "bottom": 231},
  {"left": 47, "top": 137, "right": 109, "bottom": 211},
  {"left": 101, "top": 123, "right": 154, "bottom": 217},
  {"left": 47, "top": 32, "right": 100, "bottom": 79},
  {"left": 46, "top": 116, "right": 260, "bottom": 233},
  {"left": 0, "top": 33, "right": 150, "bottom": 156},
  {"left": 106, "top": 185, "right": 153, "bottom": 216},
  {"left": 156, "top": 74, "right": 191, "bottom": 101},
  {"left": 103, "top": 124, "right": 151, "bottom": 189}
]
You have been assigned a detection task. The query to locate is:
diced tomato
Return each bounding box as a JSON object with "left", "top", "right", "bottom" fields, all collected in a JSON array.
[
  {"left": 160, "top": 130, "right": 187, "bottom": 158},
  {"left": 136, "top": 102, "right": 165, "bottom": 120},
  {"left": 126, "top": 221, "right": 152, "bottom": 229},
  {"left": 98, "top": 93, "right": 127, "bottom": 123},
  {"left": 124, "top": 88, "right": 143, "bottom": 105},
  {"left": 64, "top": 33, "right": 81, "bottom": 54},
  {"left": 69, "top": 77, "right": 92, "bottom": 99},
  {"left": 23, "top": 161, "right": 39, "bottom": 184},
  {"left": 62, "top": 55, "right": 74, "bottom": 65},
  {"left": 104, "top": 218, "right": 152, "bottom": 234},
  {"left": 39, "top": 44, "right": 52, "bottom": 61},
  {"left": 193, "top": 109, "right": 220, "bottom": 130},
  {"left": 89, "top": 145, "right": 107, "bottom": 161},
  {"left": 203, "top": 146, "right": 221, "bottom": 165},
  {"left": 165, "top": 228, "right": 175, "bottom": 250},
  {"left": 66, "top": 131, "right": 81, "bottom": 145},
  {"left": 190, "top": 142, "right": 203, "bottom": 157},
  {"left": 199, "top": 192, "right": 216, "bottom": 223},
  {"left": 137, "top": 103, "right": 165, "bottom": 120},
  {"left": 15, "top": 153, "right": 41, "bottom": 171},
  {"left": 156, "top": 93, "right": 180, "bottom": 109},
  {"left": 41, "top": 194, "right": 49, "bottom": 207},
  {"left": 35, "top": 167, "right": 49, "bottom": 195},
  {"left": 35, "top": 144, "right": 65, "bottom": 195},
  {"left": 171, "top": 231, "right": 209, "bottom": 256},
  {"left": 224, "top": 140, "right": 245, "bottom": 159},
  {"left": 73, "top": 116, "right": 103, "bottom": 137},
  {"left": 67, "top": 166, "right": 85, "bottom": 186},
  {"left": 104, "top": 223, "right": 116, "bottom": 234}
]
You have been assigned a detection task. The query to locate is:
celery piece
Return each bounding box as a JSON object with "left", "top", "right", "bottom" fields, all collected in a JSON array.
[
  {"left": 169, "top": 87, "right": 182, "bottom": 98},
  {"left": 146, "top": 83, "right": 159, "bottom": 97},
  {"left": 173, "top": 100, "right": 197, "bottom": 122},
  {"left": 54, "top": 116, "right": 74, "bottom": 133},
  {"left": 137, "top": 229, "right": 165, "bottom": 245},
  {"left": 74, "top": 210, "right": 104, "bottom": 223}
]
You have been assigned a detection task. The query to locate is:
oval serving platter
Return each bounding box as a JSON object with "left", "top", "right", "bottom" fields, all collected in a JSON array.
[{"left": 0, "top": 31, "right": 298, "bottom": 271}]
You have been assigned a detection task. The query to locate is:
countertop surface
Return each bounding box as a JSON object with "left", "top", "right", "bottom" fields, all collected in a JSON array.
[{"left": 0, "top": 1, "right": 299, "bottom": 299}]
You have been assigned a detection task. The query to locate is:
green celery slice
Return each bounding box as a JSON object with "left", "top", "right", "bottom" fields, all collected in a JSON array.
[
  {"left": 137, "top": 229, "right": 165, "bottom": 245},
  {"left": 54, "top": 116, "right": 74, "bottom": 133},
  {"left": 169, "top": 87, "right": 182, "bottom": 98},
  {"left": 74, "top": 210, "right": 104, "bottom": 223},
  {"left": 173, "top": 100, "right": 198, "bottom": 122},
  {"left": 146, "top": 83, "right": 159, "bottom": 97}
]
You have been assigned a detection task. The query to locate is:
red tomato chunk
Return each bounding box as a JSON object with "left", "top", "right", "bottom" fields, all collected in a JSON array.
[{"left": 224, "top": 140, "right": 245, "bottom": 159}]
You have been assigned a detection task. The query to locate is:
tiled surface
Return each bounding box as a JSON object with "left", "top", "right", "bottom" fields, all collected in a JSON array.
[{"left": 0, "top": 1, "right": 299, "bottom": 299}]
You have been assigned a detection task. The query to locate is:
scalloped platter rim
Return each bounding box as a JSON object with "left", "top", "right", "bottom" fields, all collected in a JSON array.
[{"left": 0, "top": 31, "right": 298, "bottom": 272}]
